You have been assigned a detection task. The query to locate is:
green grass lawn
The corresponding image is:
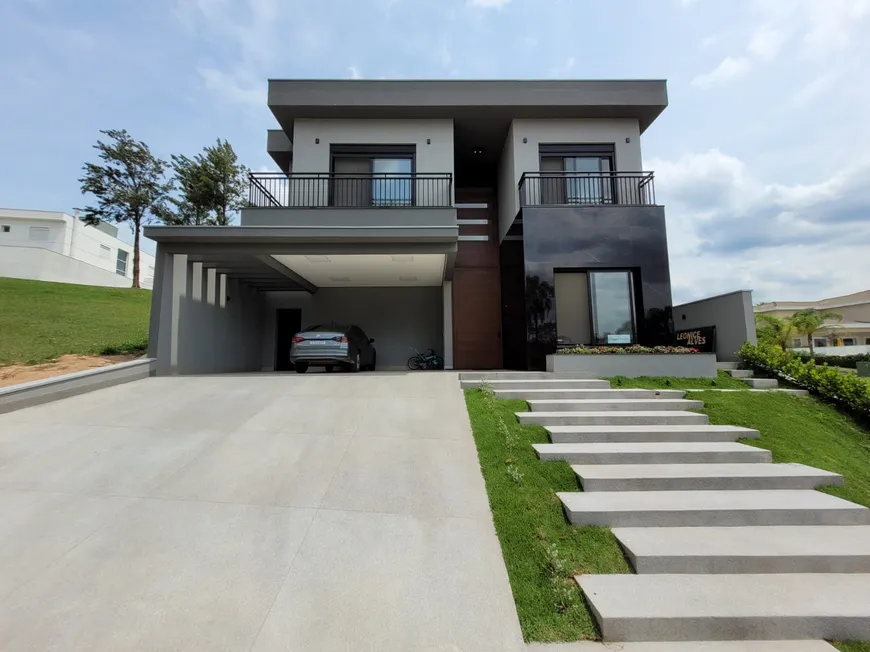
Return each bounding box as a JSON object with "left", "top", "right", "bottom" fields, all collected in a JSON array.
[
  {"left": 836, "top": 642, "right": 870, "bottom": 652},
  {"left": 607, "top": 370, "right": 749, "bottom": 390},
  {"left": 690, "top": 391, "right": 870, "bottom": 508},
  {"left": 689, "top": 390, "right": 870, "bottom": 652},
  {"left": 0, "top": 277, "right": 151, "bottom": 365},
  {"left": 466, "top": 385, "right": 870, "bottom": 646},
  {"left": 464, "top": 389, "right": 630, "bottom": 642}
]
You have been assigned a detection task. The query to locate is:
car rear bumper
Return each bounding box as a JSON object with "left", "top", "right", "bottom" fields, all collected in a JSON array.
[{"left": 289, "top": 353, "right": 353, "bottom": 366}]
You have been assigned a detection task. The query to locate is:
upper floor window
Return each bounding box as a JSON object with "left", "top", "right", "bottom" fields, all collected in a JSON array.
[
  {"left": 29, "top": 226, "right": 50, "bottom": 242},
  {"left": 843, "top": 338, "right": 856, "bottom": 346},
  {"left": 539, "top": 144, "right": 616, "bottom": 205},
  {"left": 116, "top": 249, "right": 129, "bottom": 276},
  {"left": 1, "top": 225, "right": 10, "bottom": 233},
  {"left": 792, "top": 338, "right": 802, "bottom": 347},
  {"left": 331, "top": 145, "right": 415, "bottom": 207}
]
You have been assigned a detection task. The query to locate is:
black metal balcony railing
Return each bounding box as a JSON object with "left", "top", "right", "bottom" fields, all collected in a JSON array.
[
  {"left": 248, "top": 172, "right": 454, "bottom": 208},
  {"left": 518, "top": 171, "right": 656, "bottom": 207}
]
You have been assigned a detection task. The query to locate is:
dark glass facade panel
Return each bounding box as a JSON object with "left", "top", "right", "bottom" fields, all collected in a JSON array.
[{"left": 519, "top": 205, "right": 674, "bottom": 370}]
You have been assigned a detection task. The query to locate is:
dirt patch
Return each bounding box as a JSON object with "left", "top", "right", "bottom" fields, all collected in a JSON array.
[{"left": 0, "top": 354, "right": 140, "bottom": 388}]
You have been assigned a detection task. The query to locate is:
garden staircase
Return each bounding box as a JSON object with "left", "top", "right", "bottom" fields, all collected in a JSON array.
[
  {"left": 461, "top": 371, "right": 870, "bottom": 648},
  {"left": 718, "top": 360, "right": 779, "bottom": 389}
]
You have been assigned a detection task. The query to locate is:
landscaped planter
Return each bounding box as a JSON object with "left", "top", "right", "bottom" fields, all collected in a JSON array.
[{"left": 546, "top": 353, "right": 717, "bottom": 378}]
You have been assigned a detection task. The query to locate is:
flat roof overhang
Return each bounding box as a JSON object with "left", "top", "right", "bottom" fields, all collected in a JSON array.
[
  {"left": 267, "top": 129, "right": 292, "bottom": 172},
  {"left": 267, "top": 79, "right": 668, "bottom": 135},
  {"left": 142, "top": 225, "right": 460, "bottom": 291}
]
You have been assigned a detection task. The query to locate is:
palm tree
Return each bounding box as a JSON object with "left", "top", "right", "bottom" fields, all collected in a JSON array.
[
  {"left": 755, "top": 314, "right": 796, "bottom": 351},
  {"left": 791, "top": 309, "right": 843, "bottom": 355}
]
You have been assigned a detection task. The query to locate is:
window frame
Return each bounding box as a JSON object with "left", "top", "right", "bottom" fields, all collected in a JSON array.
[
  {"left": 843, "top": 338, "right": 856, "bottom": 346},
  {"left": 329, "top": 144, "right": 416, "bottom": 208},
  {"left": 28, "top": 226, "right": 50, "bottom": 242},
  {"left": 1, "top": 225, "right": 10, "bottom": 233},
  {"left": 116, "top": 249, "right": 129, "bottom": 276},
  {"left": 792, "top": 338, "right": 802, "bottom": 348},
  {"left": 587, "top": 269, "right": 637, "bottom": 346},
  {"left": 539, "top": 144, "right": 617, "bottom": 206}
]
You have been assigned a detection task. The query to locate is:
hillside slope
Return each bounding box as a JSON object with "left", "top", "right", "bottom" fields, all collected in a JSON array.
[{"left": 0, "top": 278, "right": 151, "bottom": 365}]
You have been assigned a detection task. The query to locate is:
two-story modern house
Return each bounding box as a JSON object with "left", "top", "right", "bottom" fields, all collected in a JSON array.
[{"left": 144, "top": 79, "right": 673, "bottom": 374}]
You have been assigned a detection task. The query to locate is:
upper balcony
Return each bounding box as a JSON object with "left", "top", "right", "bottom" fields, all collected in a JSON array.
[
  {"left": 518, "top": 170, "right": 657, "bottom": 208},
  {"left": 248, "top": 171, "right": 453, "bottom": 209},
  {"left": 241, "top": 172, "right": 458, "bottom": 238}
]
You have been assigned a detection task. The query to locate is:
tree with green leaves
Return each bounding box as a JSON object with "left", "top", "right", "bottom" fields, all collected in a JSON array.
[
  {"left": 755, "top": 313, "right": 796, "bottom": 351},
  {"left": 159, "top": 139, "right": 248, "bottom": 226},
  {"left": 78, "top": 129, "right": 172, "bottom": 289},
  {"left": 791, "top": 309, "right": 843, "bottom": 355}
]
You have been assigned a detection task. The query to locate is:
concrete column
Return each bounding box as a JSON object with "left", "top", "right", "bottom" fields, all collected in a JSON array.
[
  {"left": 191, "top": 262, "right": 203, "bottom": 302},
  {"left": 168, "top": 254, "right": 188, "bottom": 375},
  {"left": 219, "top": 274, "right": 227, "bottom": 308},
  {"left": 206, "top": 268, "right": 217, "bottom": 306},
  {"left": 442, "top": 281, "right": 454, "bottom": 370}
]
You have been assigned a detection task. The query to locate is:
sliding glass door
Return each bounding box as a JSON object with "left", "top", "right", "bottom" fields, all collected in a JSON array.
[{"left": 589, "top": 271, "right": 635, "bottom": 345}]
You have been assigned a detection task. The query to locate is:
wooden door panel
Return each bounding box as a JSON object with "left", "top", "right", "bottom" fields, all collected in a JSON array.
[{"left": 453, "top": 268, "right": 502, "bottom": 369}]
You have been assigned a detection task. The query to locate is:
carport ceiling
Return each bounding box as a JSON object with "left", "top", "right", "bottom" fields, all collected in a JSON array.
[
  {"left": 272, "top": 254, "right": 445, "bottom": 287},
  {"left": 184, "top": 254, "right": 310, "bottom": 291}
]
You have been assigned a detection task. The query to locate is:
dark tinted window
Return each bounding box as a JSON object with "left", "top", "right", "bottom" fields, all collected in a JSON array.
[{"left": 305, "top": 324, "right": 350, "bottom": 332}]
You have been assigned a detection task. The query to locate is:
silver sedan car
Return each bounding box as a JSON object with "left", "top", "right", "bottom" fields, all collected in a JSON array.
[{"left": 289, "top": 324, "right": 377, "bottom": 373}]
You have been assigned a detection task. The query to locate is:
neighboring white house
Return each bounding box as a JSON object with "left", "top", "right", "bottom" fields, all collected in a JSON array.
[{"left": 0, "top": 208, "right": 155, "bottom": 289}]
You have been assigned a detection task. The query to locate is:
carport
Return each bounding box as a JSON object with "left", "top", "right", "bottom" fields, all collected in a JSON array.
[{"left": 144, "top": 224, "right": 458, "bottom": 375}]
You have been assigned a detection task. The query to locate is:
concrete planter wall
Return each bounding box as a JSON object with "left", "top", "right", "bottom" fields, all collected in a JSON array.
[{"left": 546, "top": 353, "right": 717, "bottom": 378}]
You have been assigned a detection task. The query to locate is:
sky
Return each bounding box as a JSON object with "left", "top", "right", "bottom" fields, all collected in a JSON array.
[{"left": 1, "top": 0, "right": 869, "bottom": 304}]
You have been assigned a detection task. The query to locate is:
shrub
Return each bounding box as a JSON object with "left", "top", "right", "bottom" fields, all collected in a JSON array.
[
  {"left": 795, "top": 353, "right": 870, "bottom": 370},
  {"left": 738, "top": 342, "right": 870, "bottom": 416},
  {"left": 556, "top": 344, "right": 699, "bottom": 355}
]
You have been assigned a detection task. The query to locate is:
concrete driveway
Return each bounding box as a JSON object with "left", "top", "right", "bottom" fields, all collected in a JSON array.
[{"left": 0, "top": 372, "right": 525, "bottom": 652}]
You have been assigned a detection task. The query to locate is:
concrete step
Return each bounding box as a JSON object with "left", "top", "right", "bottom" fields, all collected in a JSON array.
[
  {"left": 536, "top": 442, "right": 771, "bottom": 465},
  {"left": 493, "top": 388, "right": 686, "bottom": 400},
  {"left": 528, "top": 398, "right": 704, "bottom": 412},
  {"left": 460, "top": 378, "right": 611, "bottom": 390},
  {"left": 527, "top": 642, "right": 838, "bottom": 651},
  {"left": 717, "top": 362, "right": 740, "bottom": 370},
  {"left": 577, "top": 573, "right": 870, "bottom": 642},
  {"left": 744, "top": 378, "right": 779, "bottom": 389},
  {"left": 614, "top": 525, "right": 870, "bottom": 574},
  {"left": 558, "top": 489, "right": 870, "bottom": 527},
  {"left": 458, "top": 371, "right": 599, "bottom": 381},
  {"left": 728, "top": 369, "right": 754, "bottom": 378},
  {"left": 547, "top": 424, "right": 760, "bottom": 444},
  {"left": 518, "top": 411, "right": 710, "bottom": 427},
  {"left": 572, "top": 463, "right": 842, "bottom": 492}
]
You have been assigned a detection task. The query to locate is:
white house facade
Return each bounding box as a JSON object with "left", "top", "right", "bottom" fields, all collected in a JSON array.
[{"left": 0, "top": 208, "right": 155, "bottom": 289}]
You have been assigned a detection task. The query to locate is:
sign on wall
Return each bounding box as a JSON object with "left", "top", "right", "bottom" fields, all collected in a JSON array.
[{"left": 676, "top": 325, "right": 717, "bottom": 353}]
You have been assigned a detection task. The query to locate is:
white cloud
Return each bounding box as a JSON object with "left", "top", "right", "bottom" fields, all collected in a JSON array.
[
  {"left": 548, "top": 56, "right": 576, "bottom": 79},
  {"left": 468, "top": 0, "right": 511, "bottom": 7},
  {"left": 175, "top": 0, "right": 328, "bottom": 105},
  {"left": 801, "top": 0, "right": 870, "bottom": 54},
  {"left": 747, "top": 26, "right": 785, "bottom": 60},
  {"left": 197, "top": 66, "right": 264, "bottom": 106},
  {"left": 691, "top": 56, "right": 751, "bottom": 88},
  {"left": 651, "top": 149, "right": 870, "bottom": 302}
]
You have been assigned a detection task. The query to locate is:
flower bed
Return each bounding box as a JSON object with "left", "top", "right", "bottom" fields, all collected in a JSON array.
[
  {"left": 556, "top": 345, "right": 699, "bottom": 355},
  {"left": 547, "top": 346, "right": 715, "bottom": 378}
]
